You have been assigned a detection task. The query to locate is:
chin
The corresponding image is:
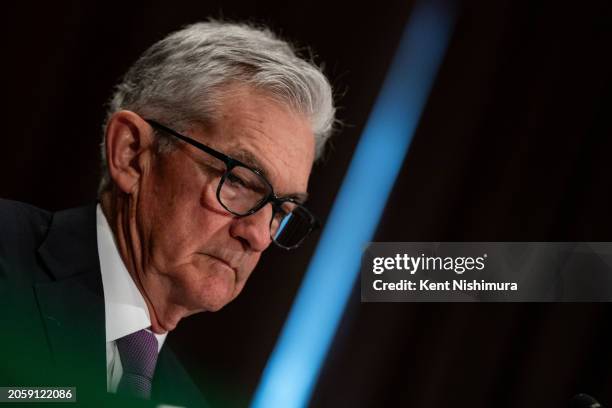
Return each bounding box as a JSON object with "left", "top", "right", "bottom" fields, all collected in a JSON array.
[
  {"left": 204, "top": 302, "right": 227, "bottom": 313},
  {"left": 191, "top": 283, "right": 236, "bottom": 312},
  {"left": 175, "top": 262, "right": 243, "bottom": 313},
  {"left": 191, "top": 298, "right": 229, "bottom": 313}
]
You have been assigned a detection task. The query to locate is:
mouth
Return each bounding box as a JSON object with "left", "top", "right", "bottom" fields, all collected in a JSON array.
[{"left": 205, "top": 253, "right": 238, "bottom": 274}]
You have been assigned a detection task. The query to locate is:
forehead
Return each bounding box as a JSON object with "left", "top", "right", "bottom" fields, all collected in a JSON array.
[{"left": 198, "top": 85, "right": 316, "bottom": 197}]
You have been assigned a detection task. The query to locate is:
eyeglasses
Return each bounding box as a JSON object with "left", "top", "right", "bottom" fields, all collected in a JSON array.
[{"left": 145, "top": 119, "right": 320, "bottom": 250}]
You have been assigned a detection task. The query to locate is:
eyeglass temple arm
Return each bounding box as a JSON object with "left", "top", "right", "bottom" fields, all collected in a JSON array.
[{"left": 145, "top": 119, "right": 230, "bottom": 164}]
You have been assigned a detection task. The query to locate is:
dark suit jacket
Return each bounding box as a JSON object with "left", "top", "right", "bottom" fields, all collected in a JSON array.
[{"left": 0, "top": 199, "right": 208, "bottom": 408}]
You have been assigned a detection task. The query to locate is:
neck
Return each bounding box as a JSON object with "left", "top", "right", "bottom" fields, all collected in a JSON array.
[{"left": 100, "top": 189, "right": 169, "bottom": 334}]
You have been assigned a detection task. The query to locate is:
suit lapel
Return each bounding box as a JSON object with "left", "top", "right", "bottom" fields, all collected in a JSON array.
[
  {"left": 153, "top": 346, "right": 208, "bottom": 407},
  {"left": 35, "top": 205, "right": 106, "bottom": 395}
]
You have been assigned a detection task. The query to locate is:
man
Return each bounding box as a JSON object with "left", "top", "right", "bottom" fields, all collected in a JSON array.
[{"left": 0, "top": 21, "right": 335, "bottom": 407}]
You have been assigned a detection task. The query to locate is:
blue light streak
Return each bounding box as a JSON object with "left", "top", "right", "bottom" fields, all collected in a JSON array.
[{"left": 251, "top": 2, "right": 456, "bottom": 407}]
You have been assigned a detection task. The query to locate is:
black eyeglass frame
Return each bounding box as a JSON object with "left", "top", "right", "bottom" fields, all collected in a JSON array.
[{"left": 145, "top": 119, "right": 320, "bottom": 249}]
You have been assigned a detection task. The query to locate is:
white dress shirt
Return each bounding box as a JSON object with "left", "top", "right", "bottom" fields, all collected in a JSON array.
[{"left": 96, "top": 205, "right": 167, "bottom": 393}]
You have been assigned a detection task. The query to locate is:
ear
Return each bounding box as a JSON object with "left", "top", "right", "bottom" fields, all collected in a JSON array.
[{"left": 104, "top": 111, "right": 155, "bottom": 195}]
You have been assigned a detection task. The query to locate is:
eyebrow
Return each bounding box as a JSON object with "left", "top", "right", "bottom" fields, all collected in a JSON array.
[{"left": 228, "top": 148, "right": 309, "bottom": 203}]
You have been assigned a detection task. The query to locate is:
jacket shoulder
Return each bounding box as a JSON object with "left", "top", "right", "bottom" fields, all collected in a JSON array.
[
  {"left": 0, "top": 199, "right": 52, "bottom": 281},
  {"left": 0, "top": 199, "right": 51, "bottom": 242}
]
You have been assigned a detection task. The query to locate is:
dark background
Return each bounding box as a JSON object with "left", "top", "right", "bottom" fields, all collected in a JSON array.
[{"left": 2, "top": 0, "right": 612, "bottom": 407}]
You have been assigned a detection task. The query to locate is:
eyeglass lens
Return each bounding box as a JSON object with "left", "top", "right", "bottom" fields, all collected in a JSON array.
[
  {"left": 218, "top": 165, "right": 313, "bottom": 248},
  {"left": 271, "top": 205, "right": 313, "bottom": 248}
]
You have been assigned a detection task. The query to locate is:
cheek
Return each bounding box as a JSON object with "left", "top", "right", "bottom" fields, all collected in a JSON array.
[
  {"left": 141, "top": 185, "right": 229, "bottom": 272},
  {"left": 193, "top": 255, "right": 237, "bottom": 290},
  {"left": 148, "top": 208, "right": 229, "bottom": 267},
  {"left": 160, "top": 257, "right": 235, "bottom": 312}
]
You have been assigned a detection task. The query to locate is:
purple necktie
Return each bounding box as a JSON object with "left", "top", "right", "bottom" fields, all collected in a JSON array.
[{"left": 116, "top": 329, "right": 159, "bottom": 399}]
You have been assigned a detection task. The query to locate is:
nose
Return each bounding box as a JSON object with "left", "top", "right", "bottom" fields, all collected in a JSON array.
[{"left": 229, "top": 203, "right": 274, "bottom": 252}]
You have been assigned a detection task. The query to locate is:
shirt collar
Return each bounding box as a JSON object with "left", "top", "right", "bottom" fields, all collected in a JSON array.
[{"left": 96, "top": 204, "right": 167, "bottom": 349}]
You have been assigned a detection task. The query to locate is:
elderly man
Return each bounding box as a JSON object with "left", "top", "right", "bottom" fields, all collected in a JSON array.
[{"left": 0, "top": 21, "right": 335, "bottom": 407}]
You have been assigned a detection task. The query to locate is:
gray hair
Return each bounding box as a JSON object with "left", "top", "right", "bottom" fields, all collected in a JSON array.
[{"left": 98, "top": 20, "right": 336, "bottom": 194}]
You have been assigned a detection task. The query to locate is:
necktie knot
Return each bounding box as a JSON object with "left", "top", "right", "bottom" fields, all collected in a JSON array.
[{"left": 116, "top": 329, "right": 159, "bottom": 399}]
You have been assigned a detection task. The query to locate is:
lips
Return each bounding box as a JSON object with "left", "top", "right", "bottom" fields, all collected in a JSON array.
[{"left": 205, "top": 253, "right": 238, "bottom": 273}]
